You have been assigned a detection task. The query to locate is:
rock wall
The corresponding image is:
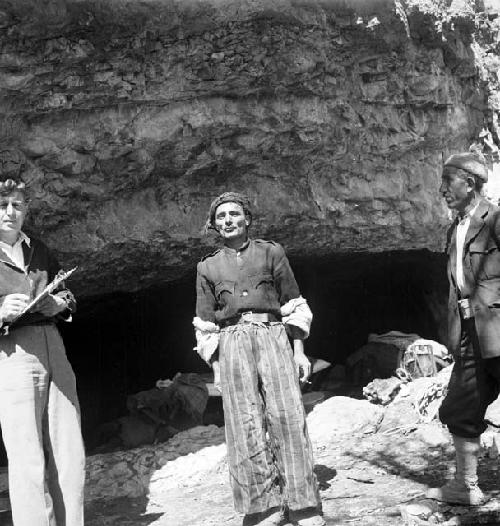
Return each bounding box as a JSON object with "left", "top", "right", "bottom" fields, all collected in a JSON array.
[{"left": 0, "top": 0, "right": 498, "bottom": 297}]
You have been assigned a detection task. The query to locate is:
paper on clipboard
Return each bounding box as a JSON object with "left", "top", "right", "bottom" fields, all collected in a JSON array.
[{"left": 13, "top": 266, "right": 78, "bottom": 322}]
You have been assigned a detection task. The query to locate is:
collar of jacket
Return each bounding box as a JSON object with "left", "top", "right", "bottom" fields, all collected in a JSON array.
[
  {"left": 0, "top": 234, "right": 34, "bottom": 271},
  {"left": 222, "top": 238, "right": 251, "bottom": 254}
]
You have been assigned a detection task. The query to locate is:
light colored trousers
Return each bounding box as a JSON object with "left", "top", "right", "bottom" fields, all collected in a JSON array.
[
  {"left": 219, "top": 322, "right": 320, "bottom": 514},
  {"left": 0, "top": 324, "right": 85, "bottom": 526}
]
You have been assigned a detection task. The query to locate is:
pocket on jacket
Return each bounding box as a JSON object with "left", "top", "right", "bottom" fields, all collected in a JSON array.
[
  {"left": 469, "top": 241, "right": 500, "bottom": 280},
  {"left": 250, "top": 273, "right": 278, "bottom": 304},
  {"left": 214, "top": 280, "right": 235, "bottom": 301},
  {"left": 469, "top": 241, "right": 496, "bottom": 254},
  {"left": 469, "top": 238, "right": 490, "bottom": 253},
  {"left": 250, "top": 273, "right": 274, "bottom": 289}
]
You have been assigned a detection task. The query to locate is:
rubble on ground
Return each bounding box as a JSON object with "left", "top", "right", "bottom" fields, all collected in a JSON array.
[
  {"left": 85, "top": 425, "right": 225, "bottom": 501},
  {"left": 363, "top": 376, "right": 404, "bottom": 405},
  {"left": 66, "top": 377, "right": 500, "bottom": 525},
  {"left": 8, "top": 334, "right": 500, "bottom": 525},
  {"left": 400, "top": 497, "right": 500, "bottom": 525},
  {"left": 307, "top": 396, "right": 385, "bottom": 446},
  {"left": 147, "top": 444, "right": 227, "bottom": 510}
]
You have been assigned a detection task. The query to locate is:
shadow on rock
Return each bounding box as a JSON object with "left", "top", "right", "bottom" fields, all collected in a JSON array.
[
  {"left": 85, "top": 425, "right": 226, "bottom": 503},
  {"left": 86, "top": 496, "right": 163, "bottom": 526}
]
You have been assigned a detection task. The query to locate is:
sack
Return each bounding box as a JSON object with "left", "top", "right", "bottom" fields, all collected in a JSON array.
[
  {"left": 397, "top": 343, "right": 437, "bottom": 381},
  {"left": 347, "top": 342, "right": 402, "bottom": 384}
]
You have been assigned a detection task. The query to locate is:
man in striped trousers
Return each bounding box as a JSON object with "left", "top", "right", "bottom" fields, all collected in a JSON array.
[{"left": 193, "top": 192, "right": 324, "bottom": 526}]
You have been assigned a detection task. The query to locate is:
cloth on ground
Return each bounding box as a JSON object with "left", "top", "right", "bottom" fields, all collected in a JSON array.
[
  {"left": 349, "top": 332, "right": 451, "bottom": 384},
  {"left": 128, "top": 372, "right": 209, "bottom": 424},
  {"left": 95, "top": 373, "right": 209, "bottom": 450},
  {"left": 346, "top": 341, "right": 402, "bottom": 383}
]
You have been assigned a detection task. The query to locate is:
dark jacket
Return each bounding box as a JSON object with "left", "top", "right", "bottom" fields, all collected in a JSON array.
[
  {"left": 0, "top": 235, "right": 76, "bottom": 330},
  {"left": 446, "top": 198, "right": 500, "bottom": 358},
  {"left": 196, "top": 238, "right": 300, "bottom": 324}
]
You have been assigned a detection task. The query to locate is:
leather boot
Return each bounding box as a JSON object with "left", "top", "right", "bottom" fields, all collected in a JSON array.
[{"left": 426, "top": 435, "right": 487, "bottom": 506}]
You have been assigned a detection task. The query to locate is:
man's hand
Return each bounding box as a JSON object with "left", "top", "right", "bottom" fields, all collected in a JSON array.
[
  {"left": 212, "top": 359, "right": 221, "bottom": 392},
  {"left": 32, "top": 294, "right": 67, "bottom": 317},
  {"left": 293, "top": 339, "right": 311, "bottom": 383},
  {"left": 0, "top": 294, "right": 30, "bottom": 323}
]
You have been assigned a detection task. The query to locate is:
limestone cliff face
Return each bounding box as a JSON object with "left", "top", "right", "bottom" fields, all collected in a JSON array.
[{"left": 0, "top": 0, "right": 498, "bottom": 296}]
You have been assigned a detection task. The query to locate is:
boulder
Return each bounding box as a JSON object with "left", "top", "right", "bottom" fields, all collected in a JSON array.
[
  {"left": 413, "top": 423, "right": 450, "bottom": 448},
  {"left": 85, "top": 425, "right": 225, "bottom": 501},
  {"left": 307, "top": 396, "right": 384, "bottom": 447},
  {"left": 148, "top": 444, "right": 227, "bottom": 508}
]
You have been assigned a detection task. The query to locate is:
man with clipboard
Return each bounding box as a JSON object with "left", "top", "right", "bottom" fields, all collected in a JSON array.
[{"left": 0, "top": 178, "right": 84, "bottom": 526}]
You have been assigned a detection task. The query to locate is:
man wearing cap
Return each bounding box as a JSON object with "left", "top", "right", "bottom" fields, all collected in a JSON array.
[
  {"left": 427, "top": 150, "right": 500, "bottom": 506},
  {"left": 193, "top": 192, "right": 324, "bottom": 526}
]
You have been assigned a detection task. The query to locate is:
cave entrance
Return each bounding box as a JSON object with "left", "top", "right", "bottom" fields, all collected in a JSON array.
[
  {"left": 293, "top": 249, "right": 448, "bottom": 365},
  {"left": 0, "top": 249, "right": 448, "bottom": 464}
]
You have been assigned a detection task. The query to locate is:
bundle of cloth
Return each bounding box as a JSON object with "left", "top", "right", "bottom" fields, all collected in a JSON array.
[
  {"left": 94, "top": 373, "right": 209, "bottom": 451},
  {"left": 347, "top": 331, "right": 452, "bottom": 385}
]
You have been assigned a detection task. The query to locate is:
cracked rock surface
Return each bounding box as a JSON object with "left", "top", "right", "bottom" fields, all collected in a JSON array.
[{"left": 0, "top": 0, "right": 498, "bottom": 297}]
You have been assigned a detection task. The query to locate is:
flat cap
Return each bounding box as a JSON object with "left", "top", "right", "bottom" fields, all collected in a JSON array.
[{"left": 444, "top": 151, "right": 488, "bottom": 182}]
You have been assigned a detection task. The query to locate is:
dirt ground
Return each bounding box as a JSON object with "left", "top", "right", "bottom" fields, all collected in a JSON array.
[{"left": 81, "top": 427, "right": 500, "bottom": 526}]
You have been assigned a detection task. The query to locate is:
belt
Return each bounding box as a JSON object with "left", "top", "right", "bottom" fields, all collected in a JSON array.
[
  {"left": 458, "top": 298, "right": 474, "bottom": 320},
  {"left": 221, "top": 311, "right": 279, "bottom": 328}
]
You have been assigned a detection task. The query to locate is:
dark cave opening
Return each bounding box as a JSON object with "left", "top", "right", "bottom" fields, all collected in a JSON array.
[{"left": 0, "top": 249, "right": 448, "bottom": 464}]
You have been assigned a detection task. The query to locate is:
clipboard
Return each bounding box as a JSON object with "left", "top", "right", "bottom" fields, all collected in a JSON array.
[{"left": 10, "top": 266, "right": 78, "bottom": 324}]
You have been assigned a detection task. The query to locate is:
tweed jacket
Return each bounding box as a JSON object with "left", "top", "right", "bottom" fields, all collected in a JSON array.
[{"left": 446, "top": 198, "right": 500, "bottom": 358}]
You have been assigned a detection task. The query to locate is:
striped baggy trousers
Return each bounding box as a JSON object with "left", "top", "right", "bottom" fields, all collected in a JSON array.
[{"left": 219, "top": 322, "right": 320, "bottom": 514}]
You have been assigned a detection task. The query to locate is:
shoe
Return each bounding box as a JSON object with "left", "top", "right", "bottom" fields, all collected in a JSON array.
[
  {"left": 426, "top": 478, "right": 487, "bottom": 506},
  {"left": 426, "top": 435, "right": 487, "bottom": 506},
  {"left": 289, "top": 508, "right": 326, "bottom": 526},
  {"left": 242, "top": 507, "right": 285, "bottom": 526}
]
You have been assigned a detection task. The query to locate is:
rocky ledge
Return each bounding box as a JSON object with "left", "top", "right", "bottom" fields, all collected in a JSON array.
[{"left": 0, "top": 0, "right": 499, "bottom": 297}]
